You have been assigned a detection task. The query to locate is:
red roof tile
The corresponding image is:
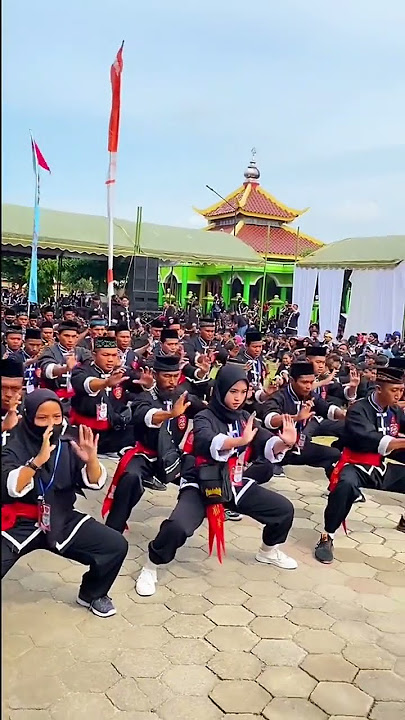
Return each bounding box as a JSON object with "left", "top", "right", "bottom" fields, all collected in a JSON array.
[
  {"left": 203, "top": 184, "right": 301, "bottom": 221},
  {"left": 210, "top": 223, "right": 321, "bottom": 257}
]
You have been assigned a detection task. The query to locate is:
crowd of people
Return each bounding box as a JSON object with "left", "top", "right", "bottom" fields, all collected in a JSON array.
[{"left": 1, "top": 294, "right": 405, "bottom": 618}]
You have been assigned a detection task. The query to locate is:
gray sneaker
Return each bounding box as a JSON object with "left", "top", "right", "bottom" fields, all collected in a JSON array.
[{"left": 77, "top": 594, "right": 116, "bottom": 618}]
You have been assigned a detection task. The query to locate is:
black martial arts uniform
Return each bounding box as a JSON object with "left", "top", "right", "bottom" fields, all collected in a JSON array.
[
  {"left": 39, "top": 342, "right": 92, "bottom": 412},
  {"left": 323, "top": 393, "right": 405, "bottom": 534},
  {"left": 1, "top": 391, "right": 127, "bottom": 602},
  {"left": 259, "top": 383, "right": 341, "bottom": 470}
]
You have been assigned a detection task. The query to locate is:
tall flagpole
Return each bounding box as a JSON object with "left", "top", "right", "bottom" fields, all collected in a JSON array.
[
  {"left": 28, "top": 132, "right": 50, "bottom": 313},
  {"left": 106, "top": 41, "right": 124, "bottom": 323},
  {"left": 259, "top": 225, "right": 270, "bottom": 330}
]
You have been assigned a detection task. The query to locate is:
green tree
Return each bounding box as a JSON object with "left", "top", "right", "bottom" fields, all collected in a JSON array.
[
  {"left": 1, "top": 257, "right": 29, "bottom": 288},
  {"left": 24, "top": 259, "right": 57, "bottom": 302}
]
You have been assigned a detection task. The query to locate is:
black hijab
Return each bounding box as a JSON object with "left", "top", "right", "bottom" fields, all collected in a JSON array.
[
  {"left": 2, "top": 389, "right": 67, "bottom": 488},
  {"left": 209, "top": 364, "right": 249, "bottom": 423}
]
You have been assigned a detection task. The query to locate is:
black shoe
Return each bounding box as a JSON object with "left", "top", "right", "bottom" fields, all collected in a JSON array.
[
  {"left": 272, "top": 464, "right": 286, "bottom": 478},
  {"left": 77, "top": 594, "right": 116, "bottom": 618},
  {"left": 225, "top": 510, "right": 243, "bottom": 521},
  {"left": 397, "top": 515, "right": 405, "bottom": 533},
  {"left": 143, "top": 476, "right": 167, "bottom": 491},
  {"left": 315, "top": 533, "right": 334, "bottom": 564}
]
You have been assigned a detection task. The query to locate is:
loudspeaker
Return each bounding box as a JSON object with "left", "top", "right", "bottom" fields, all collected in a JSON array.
[{"left": 128, "top": 256, "right": 159, "bottom": 312}]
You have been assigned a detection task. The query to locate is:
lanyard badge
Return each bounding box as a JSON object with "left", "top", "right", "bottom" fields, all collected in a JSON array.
[{"left": 37, "top": 442, "right": 62, "bottom": 533}]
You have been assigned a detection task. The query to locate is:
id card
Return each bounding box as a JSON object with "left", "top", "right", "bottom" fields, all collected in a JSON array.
[
  {"left": 96, "top": 402, "right": 108, "bottom": 421},
  {"left": 231, "top": 461, "right": 244, "bottom": 487},
  {"left": 38, "top": 498, "right": 52, "bottom": 532},
  {"left": 297, "top": 432, "right": 306, "bottom": 449}
]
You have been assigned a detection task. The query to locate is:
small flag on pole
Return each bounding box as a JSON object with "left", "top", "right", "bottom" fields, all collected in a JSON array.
[
  {"left": 28, "top": 133, "right": 51, "bottom": 305},
  {"left": 106, "top": 41, "right": 124, "bottom": 321}
]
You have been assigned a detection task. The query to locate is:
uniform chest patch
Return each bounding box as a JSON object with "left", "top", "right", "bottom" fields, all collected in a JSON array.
[
  {"left": 178, "top": 415, "right": 187, "bottom": 431},
  {"left": 113, "top": 386, "right": 123, "bottom": 399}
]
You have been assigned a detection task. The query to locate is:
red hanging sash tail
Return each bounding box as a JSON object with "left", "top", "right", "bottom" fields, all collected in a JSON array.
[
  {"left": 101, "top": 442, "right": 157, "bottom": 522},
  {"left": 328, "top": 448, "right": 382, "bottom": 534}
]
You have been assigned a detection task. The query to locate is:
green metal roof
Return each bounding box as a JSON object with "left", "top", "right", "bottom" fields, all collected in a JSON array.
[
  {"left": 297, "top": 235, "right": 405, "bottom": 269},
  {"left": 1, "top": 204, "right": 263, "bottom": 266}
]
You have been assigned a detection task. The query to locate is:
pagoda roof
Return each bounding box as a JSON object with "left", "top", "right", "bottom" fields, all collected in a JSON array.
[
  {"left": 196, "top": 183, "right": 308, "bottom": 223},
  {"left": 211, "top": 222, "right": 323, "bottom": 259}
]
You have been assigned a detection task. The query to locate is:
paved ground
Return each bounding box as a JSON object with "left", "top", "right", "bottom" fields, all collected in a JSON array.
[{"left": 3, "top": 458, "right": 405, "bottom": 720}]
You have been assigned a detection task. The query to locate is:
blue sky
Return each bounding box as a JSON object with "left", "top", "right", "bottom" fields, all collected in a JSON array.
[{"left": 3, "top": 0, "right": 405, "bottom": 243}]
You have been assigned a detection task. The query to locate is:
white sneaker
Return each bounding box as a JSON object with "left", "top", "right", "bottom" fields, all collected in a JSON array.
[
  {"left": 255, "top": 545, "right": 298, "bottom": 570},
  {"left": 136, "top": 566, "right": 158, "bottom": 596}
]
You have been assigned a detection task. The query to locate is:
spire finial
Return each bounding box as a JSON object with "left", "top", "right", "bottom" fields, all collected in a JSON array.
[{"left": 244, "top": 148, "right": 260, "bottom": 183}]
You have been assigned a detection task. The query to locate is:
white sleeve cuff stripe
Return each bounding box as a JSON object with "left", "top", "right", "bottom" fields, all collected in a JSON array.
[
  {"left": 144, "top": 408, "right": 162, "bottom": 428},
  {"left": 7, "top": 467, "right": 34, "bottom": 498},
  {"left": 327, "top": 405, "right": 339, "bottom": 420},
  {"left": 210, "top": 433, "right": 233, "bottom": 462},
  {"left": 45, "top": 363, "right": 57, "bottom": 379},
  {"left": 264, "top": 436, "right": 287, "bottom": 464},
  {"left": 264, "top": 412, "right": 279, "bottom": 429},
  {"left": 81, "top": 463, "right": 107, "bottom": 489},
  {"left": 377, "top": 435, "right": 393, "bottom": 456},
  {"left": 83, "top": 377, "right": 100, "bottom": 396}
]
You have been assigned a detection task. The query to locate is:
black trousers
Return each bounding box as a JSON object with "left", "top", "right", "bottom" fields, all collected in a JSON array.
[
  {"left": 283, "top": 441, "right": 341, "bottom": 471},
  {"left": 148, "top": 484, "right": 294, "bottom": 565},
  {"left": 324, "top": 463, "right": 405, "bottom": 534},
  {"left": 97, "top": 425, "right": 134, "bottom": 454},
  {"left": 105, "top": 455, "right": 150, "bottom": 533},
  {"left": 306, "top": 418, "right": 345, "bottom": 442},
  {"left": 1, "top": 518, "right": 128, "bottom": 601}
]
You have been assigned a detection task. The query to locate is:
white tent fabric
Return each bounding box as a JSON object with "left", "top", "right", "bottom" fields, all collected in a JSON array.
[
  {"left": 318, "top": 269, "right": 345, "bottom": 338},
  {"left": 345, "top": 263, "right": 405, "bottom": 339},
  {"left": 292, "top": 266, "right": 318, "bottom": 336}
]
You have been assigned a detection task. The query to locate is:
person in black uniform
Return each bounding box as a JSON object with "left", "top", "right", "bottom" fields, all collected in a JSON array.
[
  {"left": 183, "top": 316, "right": 216, "bottom": 365},
  {"left": 69, "top": 336, "right": 137, "bottom": 454},
  {"left": 1, "top": 358, "right": 24, "bottom": 437},
  {"left": 258, "top": 362, "right": 343, "bottom": 471},
  {"left": 3, "top": 326, "right": 24, "bottom": 357},
  {"left": 135, "top": 363, "right": 298, "bottom": 596},
  {"left": 315, "top": 364, "right": 405, "bottom": 563},
  {"left": 9, "top": 328, "right": 43, "bottom": 395},
  {"left": 1, "top": 389, "right": 127, "bottom": 618},
  {"left": 102, "top": 355, "right": 204, "bottom": 532},
  {"left": 237, "top": 328, "right": 266, "bottom": 391}
]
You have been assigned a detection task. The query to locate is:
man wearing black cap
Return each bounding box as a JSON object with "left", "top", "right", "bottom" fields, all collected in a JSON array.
[
  {"left": 9, "top": 328, "right": 43, "bottom": 394},
  {"left": 102, "top": 354, "right": 205, "bottom": 531},
  {"left": 183, "top": 316, "right": 216, "bottom": 365},
  {"left": 77, "top": 317, "right": 108, "bottom": 351},
  {"left": 38, "top": 321, "right": 92, "bottom": 407},
  {"left": 70, "top": 336, "right": 136, "bottom": 454},
  {"left": 40, "top": 306, "right": 55, "bottom": 326},
  {"left": 259, "top": 362, "right": 342, "bottom": 471},
  {"left": 1, "top": 357, "right": 24, "bottom": 436},
  {"left": 315, "top": 364, "right": 405, "bottom": 563},
  {"left": 1, "top": 306, "right": 17, "bottom": 335},
  {"left": 149, "top": 319, "right": 164, "bottom": 349},
  {"left": 3, "top": 326, "right": 24, "bottom": 358},
  {"left": 238, "top": 328, "right": 266, "bottom": 390},
  {"left": 28, "top": 311, "right": 40, "bottom": 328}
]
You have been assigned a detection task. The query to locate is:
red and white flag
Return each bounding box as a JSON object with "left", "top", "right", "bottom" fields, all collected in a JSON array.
[{"left": 106, "top": 41, "right": 124, "bottom": 311}]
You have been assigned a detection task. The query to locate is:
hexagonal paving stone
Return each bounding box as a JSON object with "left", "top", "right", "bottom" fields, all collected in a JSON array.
[
  {"left": 355, "top": 670, "right": 405, "bottom": 700},
  {"left": 50, "top": 692, "right": 117, "bottom": 719},
  {"left": 62, "top": 661, "right": 120, "bottom": 692},
  {"left": 395, "top": 658, "right": 405, "bottom": 677},
  {"left": 310, "top": 681, "right": 373, "bottom": 716},
  {"left": 115, "top": 625, "right": 171, "bottom": 650},
  {"left": 366, "top": 613, "right": 404, "bottom": 633},
  {"left": 203, "top": 587, "right": 250, "bottom": 605},
  {"left": 281, "top": 590, "right": 325, "bottom": 608},
  {"left": 252, "top": 639, "right": 307, "bottom": 666},
  {"left": 7, "top": 674, "right": 66, "bottom": 711},
  {"left": 343, "top": 644, "right": 396, "bottom": 670},
  {"left": 158, "top": 696, "right": 222, "bottom": 720},
  {"left": 162, "top": 637, "right": 215, "bottom": 665},
  {"left": 106, "top": 678, "right": 153, "bottom": 712},
  {"left": 207, "top": 651, "right": 262, "bottom": 680},
  {"left": 206, "top": 626, "right": 259, "bottom": 652},
  {"left": 370, "top": 701, "right": 405, "bottom": 719},
  {"left": 243, "top": 596, "right": 290, "bottom": 617},
  {"left": 302, "top": 653, "right": 358, "bottom": 682},
  {"left": 263, "top": 697, "right": 327, "bottom": 720},
  {"left": 163, "top": 594, "right": 212, "bottom": 615},
  {"left": 357, "top": 594, "right": 402, "bottom": 613},
  {"left": 258, "top": 666, "right": 317, "bottom": 698},
  {"left": 322, "top": 600, "right": 369, "bottom": 622},
  {"left": 9, "top": 712, "right": 52, "bottom": 720},
  {"left": 377, "top": 571, "right": 405, "bottom": 587},
  {"left": 113, "top": 649, "right": 169, "bottom": 678},
  {"left": 136, "top": 677, "right": 173, "bottom": 709},
  {"left": 164, "top": 613, "right": 214, "bottom": 638},
  {"left": 294, "top": 629, "right": 345, "bottom": 654},
  {"left": 241, "top": 580, "right": 283, "bottom": 597},
  {"left": 378, "top": 634, "right": 405, "bottom": 657},
  {"left": 287, "top": 608, "right": 333, "bottom": 629},
  {"left": 9, "top": 647, "right": 74, "bottom": 677},
  {"left": 205, "top": 604, "right": 255, "bottom": 626},
  {"left": 210, "top": 679, "right": 271, "bottom": 713},
  {"left": 250, "top": 617, "right": 297, "bottom": 639},
  {"left": 358, "top": 544, "right": 394, "bottom": 557},
  {"left": 339, "top": 562, "right": 377, "bottom": 578},
  {"left": 205, "top": 570, "right": 243, "bottom": 587},
  {"left": 331, "top": 620, "right": 381, "bottom": 644},
  {"left": 123, "top": 601, "right": 174, "bottom": 625},
  {"left": 166, "top": 577, "right": 211, "bottom": 595},
  {"left": 161, "top": 664, "right": 216, "bottom": 695}
]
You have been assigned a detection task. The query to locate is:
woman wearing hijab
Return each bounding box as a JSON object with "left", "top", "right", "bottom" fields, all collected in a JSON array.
[
  {"left": 135, "top": 364, "right": 297, "bottom": 596},
  {"left": 1, "top": 389, "right": 128, "bottom": 617}
]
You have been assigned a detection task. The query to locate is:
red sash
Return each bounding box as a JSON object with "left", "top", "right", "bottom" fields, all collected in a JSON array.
[
  {"left": 101, "top": 442, "right": 157, "bottom": 521},
  {"left": 56, "top": 388, "right": 75, "bottom": 399},
  {"left": 2, "top": 503, "right": 38, "bottom": 531},
  {"left": 69, "top": 409, "right": 111, "bottom": 431},
  {"left": 329, "top": 448, "right": 382, "bottom": 492}
]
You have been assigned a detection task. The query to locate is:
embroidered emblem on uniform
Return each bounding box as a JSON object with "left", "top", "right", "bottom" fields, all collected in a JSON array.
[
  {"left": 113, "top": 386, "right": 123, "bottom": 399},
  {"left": 389, "top": 419, "right": 399, "bottom": 437},
  {"left": 177, "top": 415, "right": 187, "bottom": 430}
]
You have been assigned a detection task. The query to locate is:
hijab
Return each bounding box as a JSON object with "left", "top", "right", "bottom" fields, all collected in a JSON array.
[
  {"left": 2, "top": 389, "right": 67, "bottom": 488},
  {"left": 208, "top": 363, "right": 249, "bottom": 424}
]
